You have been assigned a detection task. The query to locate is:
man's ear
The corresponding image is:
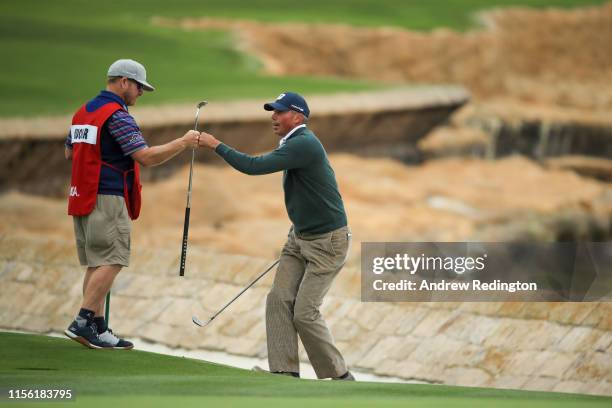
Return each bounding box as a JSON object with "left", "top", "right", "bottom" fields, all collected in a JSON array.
[{"left": 293, "top": 112, "right": 305, "bottom": 125}]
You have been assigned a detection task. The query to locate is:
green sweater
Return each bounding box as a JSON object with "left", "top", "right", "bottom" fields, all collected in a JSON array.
[{"left": 215, "top": 127, "right": 347, "bottom": 234}]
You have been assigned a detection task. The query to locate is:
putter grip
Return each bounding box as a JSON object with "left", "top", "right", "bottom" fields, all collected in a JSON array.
[{"left": 179, "top": 207, "right": 191, "bottom": 276}]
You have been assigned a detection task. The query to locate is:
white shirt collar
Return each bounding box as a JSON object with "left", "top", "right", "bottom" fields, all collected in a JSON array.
[{"left": 279, "top": 124, "right": 306, "bottom": 147}]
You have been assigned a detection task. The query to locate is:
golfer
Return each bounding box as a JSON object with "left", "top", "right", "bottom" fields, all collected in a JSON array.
[
  {"left": 198, "top": 92, "right": 354, "bottom": 380},
  {"left": 64, "top": 59, "right": 200, "bottom": 349}
]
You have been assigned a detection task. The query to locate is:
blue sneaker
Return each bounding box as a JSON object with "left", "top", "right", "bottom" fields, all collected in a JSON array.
[
  {"left": 64, "top": 320, "right": 109, "bottom": 349},
  {"left": 98, "top": 329, "right": 134, "bottom": 350}
]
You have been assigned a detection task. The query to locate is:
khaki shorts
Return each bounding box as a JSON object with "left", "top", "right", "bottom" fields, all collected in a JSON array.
[{"left": 73, "top": 195, "right": 131, "bottom": 267}]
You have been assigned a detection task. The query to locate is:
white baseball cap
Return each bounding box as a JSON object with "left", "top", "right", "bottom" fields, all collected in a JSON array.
[{"left": 107, "top": 59, "right": 155, "bottom": 91}]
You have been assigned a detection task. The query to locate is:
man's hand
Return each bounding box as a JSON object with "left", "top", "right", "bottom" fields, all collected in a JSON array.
[
  {"left": 182, "top": 130, "right": 200, "bottom": 149},
  {"left": 132, "top": 129, "right": 201, "bottom": 167},
  {"left": 199, "top": 131, "right": 221, "bottom": 150}
]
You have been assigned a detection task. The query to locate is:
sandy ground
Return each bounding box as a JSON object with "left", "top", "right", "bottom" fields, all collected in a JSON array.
[{"left": 1, "top": 154, "right": 608, "bottom": 265}]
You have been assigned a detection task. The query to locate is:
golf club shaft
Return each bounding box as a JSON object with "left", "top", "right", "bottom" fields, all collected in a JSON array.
[
  {"left": 179, "top": 206, "right": 191, "bottom": 276},
  {"left": 104, "top": 291, "right": 110, "bottom": 324},
  {"left": 179, "top": 101, "right": 206, "bottom": 276},
  {"left": 207, "top": 259, "right": 280, "bottom": 322},
  {"left": 179, "top": 149, "right": 195, "bottom": 276}
]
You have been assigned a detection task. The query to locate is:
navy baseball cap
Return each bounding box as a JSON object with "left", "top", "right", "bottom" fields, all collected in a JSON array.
[{"left": 264, "top": 92, "right": 310, "bottom": 118}]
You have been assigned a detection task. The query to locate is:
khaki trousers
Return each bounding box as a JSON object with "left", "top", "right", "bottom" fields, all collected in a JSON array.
[
  {"left": 266, "top": 225, "right": 351, "bottom": 378},
  {"left": 73, "top": 195, "right": 131, "bottom": 267}
]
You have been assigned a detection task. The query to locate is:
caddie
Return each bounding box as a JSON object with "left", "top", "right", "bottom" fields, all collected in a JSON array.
[{"left": 64, "top": 59, "right": 200, "bottom": 349}]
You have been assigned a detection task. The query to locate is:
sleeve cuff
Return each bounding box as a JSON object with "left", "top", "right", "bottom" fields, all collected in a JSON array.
[{"left": 124, "top": 144, "right": 148, "bottom": 157}]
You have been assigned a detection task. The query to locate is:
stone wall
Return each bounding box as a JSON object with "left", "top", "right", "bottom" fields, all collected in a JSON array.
[{"left": 1, "top": 232, "right": 610, "bottom": 396}]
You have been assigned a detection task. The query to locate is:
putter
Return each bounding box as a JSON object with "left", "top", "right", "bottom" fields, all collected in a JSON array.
[
  {"left": 193, "top": 258, "right": 280, "bottom": 327},
  {"left": 179, "top": 101, "right": 208, "bottom": 277}
]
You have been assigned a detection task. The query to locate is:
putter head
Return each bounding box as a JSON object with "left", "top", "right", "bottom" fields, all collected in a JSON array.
[
  {"left": 192, "top": 315, "right": 213, "bottom": 327},
  {"left": 197, "top": 101, "right": 208, "bottom": 109}
]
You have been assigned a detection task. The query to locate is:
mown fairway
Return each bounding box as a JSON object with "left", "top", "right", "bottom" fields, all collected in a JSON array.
[
  {"left": 1, "top": 332, "right": 610, "bottom": 408},
  {"left": 0, "top": 0, "right": 605, "bottom": 116}
]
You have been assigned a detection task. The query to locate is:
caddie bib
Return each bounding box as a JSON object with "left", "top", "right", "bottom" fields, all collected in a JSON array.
[{"left": 68, "top": 102, "right": 142, "bottom": 220}]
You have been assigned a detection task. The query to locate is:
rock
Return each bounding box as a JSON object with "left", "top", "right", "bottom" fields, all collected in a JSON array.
[
  {"left": 503, "top": 351, "right": 549, "bottom": 376},
  {"left": 443, "top": 367, "right": 491, "bottom": 387},
  {"left": 556, "top": 327, "right": 607, "bottom": 353},
  {"left": 139, "top": 323, "right": 183, "bottom": 348},
  {"left": 525, "top": 376, "right": 559, "bottom": 392},
  {"left": 156, "top": 298, "right": 195, "bottom": 326},
  {"left": 330, "top": 319, "right": 361, "bottom": 342},
  {"left": 479, "top": 348, "right": 509, "bottom": 375},
  {"left": 547, "top": 303, "right": 599, "bottom": 326},
  {"left": 488, "top": 375, "right": 528, "bottom": 390},
  {"left": 441, "top": 314, "right": 502, "bottom": 345},
  {"left": 357, "top": 336, "right": 406, "bottom": 369},
  {"left": 411, "top": 310, "right": 458, "bottom": 338},
  {"left": 546, "top": 156, "right": 612, "bottom": 182},
  {"left": 565, "top": 353, "right": 612, "bottom": 382},
  {"left": 375, "top": 359, "right": 424, "bottom": 379},
  {"left": 219, "top": 312, "right": 261, "bottom": 337},
  {"left": 553, "top": 380, "right": 592, "bottom": 394},
  {"left": 537, "top": 351, "right": 577, "bottom": 378},
  {"left": 347, "top": 302, "right": 384, "bottom": 331},
  {"left": 394, "top": 306, "right": 431, "bottom": 336},
  {"left": 224, "top": 336, "right": 263, "bottom": 356},
  {"left": 484, "top": 320, "right": 561, "bottom": 350}
]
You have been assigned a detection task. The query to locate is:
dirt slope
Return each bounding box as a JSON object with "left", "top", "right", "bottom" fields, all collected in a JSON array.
[
  {"left": 2, "top": 154, "right": 608, "bottom": 261},
  {"left": 155, "top": 3, "right": 612, "bottom": 111}
]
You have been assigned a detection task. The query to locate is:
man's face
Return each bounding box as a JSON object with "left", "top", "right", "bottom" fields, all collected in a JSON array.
[
  {"left": 271, "top": 110, "right": 303, "bottom": 137},
  {"left": 122, "top": 78, "right": 143, "bottom": 106}
]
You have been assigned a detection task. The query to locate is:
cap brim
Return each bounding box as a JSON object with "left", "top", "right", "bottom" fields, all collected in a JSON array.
[
  {"left": 136, "top": 80, "right": 155, "bottom": 92},
  {"left": 263, "top": 102, "right": 289, "bottom": 112}
]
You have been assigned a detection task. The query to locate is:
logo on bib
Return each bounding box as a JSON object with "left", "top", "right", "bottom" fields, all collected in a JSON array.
[
  {"left": 69, "top": 186, "right": 79, "bottom": 197},
  {"left": 73, "top": 128, "right": 89, "bottom": 140},
  {"left": 70, "top": 125, "right": 98, "bottom": 145}
]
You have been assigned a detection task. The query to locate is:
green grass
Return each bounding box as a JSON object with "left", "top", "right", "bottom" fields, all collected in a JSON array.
[
  {"left": 1, "top": 332, "right": 610, "bottom": 407},
  {"left": 0, "top": 0, "right": 605, "bottom": 117}
]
